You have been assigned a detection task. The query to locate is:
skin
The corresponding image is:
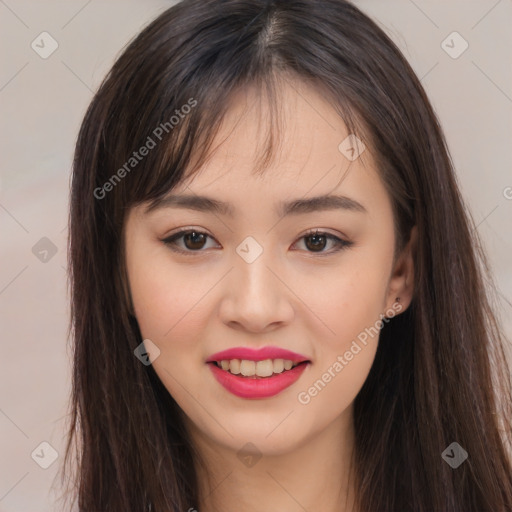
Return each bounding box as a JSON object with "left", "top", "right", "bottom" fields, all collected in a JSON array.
[{"left": 124, "top": 76, "right": 416, "bottom": 512}]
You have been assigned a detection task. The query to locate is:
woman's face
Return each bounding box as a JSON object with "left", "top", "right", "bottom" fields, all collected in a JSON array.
[{"left": 124, "top": 78, "right": 413, "bottom": 456}]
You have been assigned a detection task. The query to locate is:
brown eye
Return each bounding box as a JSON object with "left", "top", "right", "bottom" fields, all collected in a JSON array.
[
  {"left": 162, "top": 229, "right": 352, "bottom": 256},
  {"left": 294, "top": 230, "right": 352, "bottom": 254},
  {"left": 304, "top": 232, "right": 328, "bottom": 252},
  {"left": 162, "top": 230, "right": 217, "bottom": 253},
  {"left": 182, "top": 231, "right": 207, "bottom": 250}
]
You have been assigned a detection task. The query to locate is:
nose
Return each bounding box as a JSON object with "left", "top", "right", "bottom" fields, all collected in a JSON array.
[{"left": 218, "top": 247, "right": 294, "bottom": 333}]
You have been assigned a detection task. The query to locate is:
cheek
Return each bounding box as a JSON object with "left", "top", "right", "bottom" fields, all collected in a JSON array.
[
  {"left": 298, "top": 254, "right": 391, "bottom": 353},
  {"left": 293, "top": 252, "right": 391, "bottom": 407},
  {"left": 127, "top": 251, "right": 234, "bottom": 409},
  {"left": 330, "top": 269, "right": 388, "bottom": 348},
  {"left": 128, "top": 257, "right": 211, "bottom": 406},
  {"left": 129, "top": 271, "right": 178, "bottom": 340},
  {"left": 127, "top": 247, "right": 211, "bottom": 342}
]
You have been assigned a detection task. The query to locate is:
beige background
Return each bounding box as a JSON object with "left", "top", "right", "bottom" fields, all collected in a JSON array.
[{"left": 1, "top": 1, "right": 511, "bottom": 510}]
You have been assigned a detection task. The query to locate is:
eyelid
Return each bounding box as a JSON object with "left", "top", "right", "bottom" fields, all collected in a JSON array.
[
  {"left": 293, "top": 228, "right": 353, "bottom": 255},
  {"left": 161, "top": 227, "right": 220, "bottom": 252},
  {"left": 161, "top": 227, "right": 353, "bottom": 255}
]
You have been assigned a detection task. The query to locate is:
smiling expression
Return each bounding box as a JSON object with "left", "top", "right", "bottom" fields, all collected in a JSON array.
[{"left": 124, "top": 77, "right": 410, "bottom": 455}]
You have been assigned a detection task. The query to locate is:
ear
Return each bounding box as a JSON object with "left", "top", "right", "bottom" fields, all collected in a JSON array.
[{"left": 384, "top": 225, "right": 417, "bottom": 316}]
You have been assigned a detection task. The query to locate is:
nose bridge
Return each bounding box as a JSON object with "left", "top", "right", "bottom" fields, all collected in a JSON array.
[
  {"left": 233, "top": 235, "right": 276, "bottom": 301},
  {"left": 218, "top": 235, "right": 293, "bottom": 330}
]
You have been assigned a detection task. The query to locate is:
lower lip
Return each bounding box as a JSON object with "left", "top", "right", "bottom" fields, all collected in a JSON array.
[{"left": 207, "top": 362, "right": 310, "bottom": 399}]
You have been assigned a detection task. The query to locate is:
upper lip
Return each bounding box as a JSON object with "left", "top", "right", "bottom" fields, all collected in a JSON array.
[{"left": 206, "top": 346, "right": 310, "bottom": 364}]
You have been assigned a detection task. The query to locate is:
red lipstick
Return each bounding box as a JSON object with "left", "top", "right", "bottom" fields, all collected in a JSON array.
[
  {"left": 206, "top": 346, "right": 309, "bottom": 364},
  {"left": 206, "top": 346, "right": 311, "bottom": 399}
]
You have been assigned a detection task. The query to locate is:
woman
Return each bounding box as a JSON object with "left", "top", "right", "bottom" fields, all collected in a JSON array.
[{"left": 60, "top": 0, "right": 512, "bottom": 510}]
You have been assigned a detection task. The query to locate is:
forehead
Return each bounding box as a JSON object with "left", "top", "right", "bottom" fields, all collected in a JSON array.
[
  {"left": 135, "top": 76, "right": 391, "bottom": 227},
  {"left": 174, "top": 77, "right": 376, "bottom": 193}
]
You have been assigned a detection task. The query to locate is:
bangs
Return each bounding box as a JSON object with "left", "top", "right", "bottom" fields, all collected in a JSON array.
[
  {"left": 92, "top": 2, "right": 367, "bottom": 218},
  {"left": 123, "top": 68, "right": 365, "bottom": 215}
]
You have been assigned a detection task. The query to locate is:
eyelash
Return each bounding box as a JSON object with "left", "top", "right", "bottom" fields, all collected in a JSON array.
[{"left": 161, "top": 228, "right": 353, "bottom": 256}]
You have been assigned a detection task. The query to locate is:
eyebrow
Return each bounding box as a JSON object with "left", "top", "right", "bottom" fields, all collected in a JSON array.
[{"left": 145, "top": 193, "right": 367, "bottom": 217}]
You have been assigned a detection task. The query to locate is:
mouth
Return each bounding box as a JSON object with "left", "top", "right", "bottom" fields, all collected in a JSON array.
[
  {"left": 206, "top": 357, "right": 311, "bottom": 399},
  {"left": 208, "top": 358, "right": 310, "bottom": 379},
  {"left": 206, "top": 347, "right": 311, "bottom": 398}
]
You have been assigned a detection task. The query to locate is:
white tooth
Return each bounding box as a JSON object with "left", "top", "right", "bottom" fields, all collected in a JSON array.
[
  {"left": 229, "top": 359, "right": 241, "bottom": 374},
  {"left": 240, "top": 360, "right": 256, "bottom": 376},
  {"left": 225, "top": 358, "right": 299, "bottom": 375},
  {"left": 255, "top": 359, "right": 274, "bottom": 377},
  {"left": 273, "top": 359, "right": 285, "bottom": 374}
]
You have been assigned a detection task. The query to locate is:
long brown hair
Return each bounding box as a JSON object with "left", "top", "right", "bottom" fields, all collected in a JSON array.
[{"left": 59, "top": 0, "right": 512, "bottom": 510}]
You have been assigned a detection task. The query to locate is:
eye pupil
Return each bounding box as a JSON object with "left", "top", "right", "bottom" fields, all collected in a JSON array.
[
  {"left": 184, "top": 231, "right": 206, "bottom": 250},
  {"left": 305, "top": 233, "right": 326, "bottom": 252}
]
